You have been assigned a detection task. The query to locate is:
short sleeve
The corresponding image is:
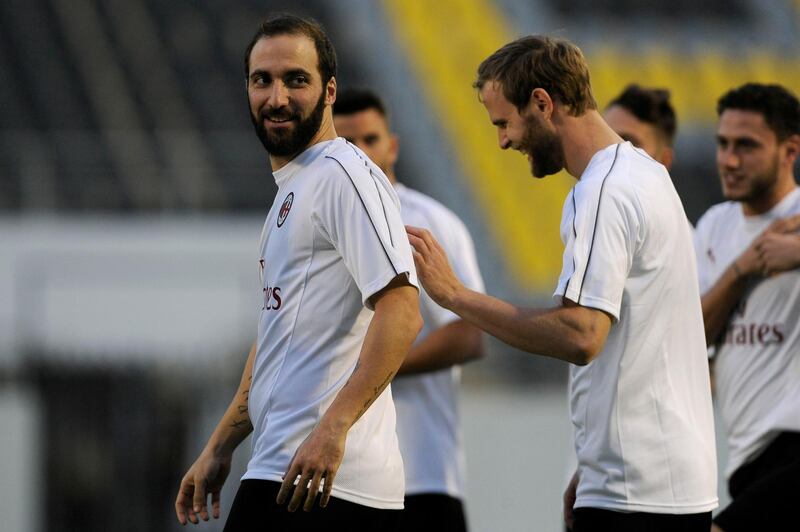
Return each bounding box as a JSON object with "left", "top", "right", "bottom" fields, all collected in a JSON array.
[
  {"left": 313, "top": 157, "right": 418, "bottom": 309},
  {"left": 554, "top": 182, "right": 637, "bottom": 321}
]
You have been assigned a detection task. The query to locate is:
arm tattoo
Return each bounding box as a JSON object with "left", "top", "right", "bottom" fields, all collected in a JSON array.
[
  {"left": 354, "top": 369, "right": 397, "bottom": 420},
  {"left": 230, "top": 373, "right": 252, "bottom": 430}
]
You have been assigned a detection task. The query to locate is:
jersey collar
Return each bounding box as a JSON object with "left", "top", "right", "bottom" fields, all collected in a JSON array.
[{"left": 271, "top": 139, "right": 339, "bottom": 187}]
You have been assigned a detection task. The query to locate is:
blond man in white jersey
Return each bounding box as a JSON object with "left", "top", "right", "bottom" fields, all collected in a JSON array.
[
  {"left": 407, "top": 35, "right": 717, "bottom": 532},
  {"left": 694, "top": 83, "right": 800, "bottom": 532},
  {"left": 174, "top": 14, "right": 422, "bottom": 531},
  {"left": 334, "top": 88, "right": 485, "bottom": 532}
]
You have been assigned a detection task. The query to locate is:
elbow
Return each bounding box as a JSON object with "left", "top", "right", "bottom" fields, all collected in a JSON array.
[{"left": 569, "top": 336, "right": 603, "bottom": 366}]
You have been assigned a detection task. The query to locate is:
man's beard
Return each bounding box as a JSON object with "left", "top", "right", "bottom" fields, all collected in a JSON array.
[
  {"left": 723, "top": 154, "right": 780, "bottom": 204},
  {"left": 251, "top": 91, "right": 326, "bottom": 158},
  {"left": 521, "top": 113, "right": 566, "bottom": 178}
]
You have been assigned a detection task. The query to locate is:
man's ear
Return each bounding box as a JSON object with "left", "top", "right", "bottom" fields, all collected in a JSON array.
[
  {"left": 325, "top": 77, "right": 337, "bottom": 106},
  {"left": 530, "top": 88, "right": 554, "bottom": 120},
  {"left": 388, "top": 134, "right": 400, "bottom": 167},
  {"left": 660, "top": 146, "right": 674, "bottom": 170},
  {"left": 782, "top": 133, "right": 800, "bottom": 164}
]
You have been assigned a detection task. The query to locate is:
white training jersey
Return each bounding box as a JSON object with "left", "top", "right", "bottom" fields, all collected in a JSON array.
[
  {"left": 554, "top": 142, "right": 718, "bottom": 514},
  {"left": 242, "top": 138, "right": 418, "bottom": 509},
  {"left": 694, "top": 188, "right": 800, "bottom": 479},
  {"left": 391, "top": 183, "right": 485, "bottom": 499}
]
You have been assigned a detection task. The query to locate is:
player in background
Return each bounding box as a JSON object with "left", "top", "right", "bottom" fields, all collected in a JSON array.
[
  {"left": 334, "top": 88, "right": 485, "bottom": 532},
  {"left": 174, "top": 14, "right": 422, "bottom": 530},
  {"left": 407, "top": 35, "right": 717, "bottom": 532},
  {"left": 604, "top": 84, "right": 676, "bottom": 170},
  {"left": 693, "top": 83, "right": 800, "bottom": 532}
]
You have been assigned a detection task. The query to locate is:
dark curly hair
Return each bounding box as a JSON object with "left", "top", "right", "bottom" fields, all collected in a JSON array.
[
  {"left": 717, "top": 83, "right": 800, "bottom": 141},
  {"left": 244, "top": 13, "right": 337, "bottom": 84},
  {"left": 608, "top": 84, "right": 676, "bottom": 146}
]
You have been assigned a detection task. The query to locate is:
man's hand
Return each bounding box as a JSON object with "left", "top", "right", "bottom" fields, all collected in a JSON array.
[
  {"left": 406, "top": 225, "right": 464, "bottom": 309},
  {"left": 175, "top": 449, "right": 232, "bottom": 525},
  {"left": 732, "top": 239, "right": 764, "bottom": 278},
  {"left": 766, "top": 213, "right": 800, "bottom": 234},
  {"left": 563, "top": 470, "right": 579, "bottom": 530},
  {"left": 276, "top": 421, "right": 347, "bottom": 512},
  {"left": 731, "top": 214, "right": 800, "bottom": 279},
  {"left": 755, "top": 232, "right": 800, "bottom": 275}
]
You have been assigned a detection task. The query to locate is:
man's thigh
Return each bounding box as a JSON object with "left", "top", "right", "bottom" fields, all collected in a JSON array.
[
  {"left": 398, "top": 493, "right": 468, "bottom": 532},
  {"left": 224, "top": 479, "right": 399, "bottom": 532},
  {"left": 572, "top": 507, "right": 711, "bottom": 532}
]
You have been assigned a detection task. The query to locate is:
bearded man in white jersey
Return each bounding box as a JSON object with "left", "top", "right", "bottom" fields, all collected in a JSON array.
[
  {"left": 334, "top": 88, "right": 485, "bottom": 532},
  {"left": 694, "top": 83, "right": 800, "bottom": 532},
  {"left": 174, "top": 14, "right": 423, "bottom": 531},
  {"left": 407, "top": 35, "right": 718, "bottom": 532}
]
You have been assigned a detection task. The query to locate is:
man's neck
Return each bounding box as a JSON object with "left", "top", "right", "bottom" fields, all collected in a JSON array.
[{"left": 555, "top": 109, "right": 624, "bottom": 179}]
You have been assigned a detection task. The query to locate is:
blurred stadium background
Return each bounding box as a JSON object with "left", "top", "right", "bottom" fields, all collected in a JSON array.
[{"left": 2, "top": 0, "right": 799, "bottom": 530}]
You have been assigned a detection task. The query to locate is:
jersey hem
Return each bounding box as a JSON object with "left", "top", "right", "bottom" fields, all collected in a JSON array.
[
  {"left": 404, "top": 482, "right": 463, "bottom": 499},
  {"left": 574, "top": 496, "right": 718, "bottom": 514},
  {"left": 560, "top": 288, "right": 620, "bottom": 321},
  {"left": 361, "top": 269, "right": 415, "bottom": 309},
  {"left": 241, "top": 471, "right": 404, "bottom": 510}
]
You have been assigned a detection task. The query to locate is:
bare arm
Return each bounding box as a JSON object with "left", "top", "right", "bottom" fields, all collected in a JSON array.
[
  {"left": 277, "top": 274, "right": 423, "bottom": 512},
  {"left": 448, "top": 289, "right": 610, "bottom": 365},
  {"left": 175, "top": 340, "right": 257, "bottom": 525},
  {"left": 700, "top": 258, "right": 754, "bottom": 346},
  {"left": 397, "top": 319, "right": 483, "bottom": 376},
  {"left": 700, "top": 217, "right": 800, "bottom": 345},
  {"left": 407, "top": 226, "right": 611, "bottom": 366}
]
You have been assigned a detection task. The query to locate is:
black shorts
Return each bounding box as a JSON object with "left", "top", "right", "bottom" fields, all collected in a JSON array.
[
  {"left": 396, "top": 493, "right": 467, "bottom": 532},
  {"left": 223, "top": 479, "right": 400, "bottom": 532},
  {"left": 713, "top": 431, "right": 800, "bottom": 531},
  {"left": 571, "top": 508, "right": 711, "bottom": 532}
]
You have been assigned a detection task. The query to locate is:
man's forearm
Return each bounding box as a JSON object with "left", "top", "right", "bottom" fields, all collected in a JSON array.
[
  {"left": 204, "top": 341, "right": 257, "bottom": 456},
  {"left": 397, "top": 320, "right": 483, "bottom": 376},
  {"left": 319, "top": 285, "right": 422, "bottom": 433},
  {"left": 447, "top": 289, "right": 610, "bottom": 365},
  {"left": 701, "top": 263, "right": 750, "bottom": 346}
]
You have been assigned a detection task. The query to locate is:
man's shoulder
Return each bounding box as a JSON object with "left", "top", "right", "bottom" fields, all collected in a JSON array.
[
  {"left": 323, "top": 139, "right": 394, "bottom": 187},
  {"left": 397, "top": 185, "right": 457, "bottom": 220},
  {"left": 398, "top": 185, "right": 470, "bottom": 236}
]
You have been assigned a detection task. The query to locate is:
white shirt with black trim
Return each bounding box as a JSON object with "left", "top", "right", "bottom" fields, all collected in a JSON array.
[
  {"left": 391, "top": 183, "right": 485, "bottom": 500},
  {"left": 554, "top": 142, "right": 717, "bottom": 514},
  {"left": 694, "top": 188, "right": 800, "bottom": 479},
  {"left": 242, "top": 138, "right": 418, "bottom": 510}
]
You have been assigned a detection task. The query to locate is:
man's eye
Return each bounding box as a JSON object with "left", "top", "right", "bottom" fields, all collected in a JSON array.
[{"left": 289, "top": 76, "right": 308, "bottom": 86}]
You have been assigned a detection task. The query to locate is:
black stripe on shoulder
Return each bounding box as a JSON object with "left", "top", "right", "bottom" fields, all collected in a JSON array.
[
  {"left": 629, "top": 144, "right": 658, "bottom": 165},
  {"left": 344, "top": 142, "right": 396, "bottom": 247},
  {"left": 577, "top": 144, "right": 621, "bottom": 304},
  {"left": 325, "top": 155, "right": 399, "bottom": 276},
  {"left": 369, "top": 170, "right": 395, "bottom": 247},
  {"left": 563, "top": 188, "right": 579, "bottom": 297}
]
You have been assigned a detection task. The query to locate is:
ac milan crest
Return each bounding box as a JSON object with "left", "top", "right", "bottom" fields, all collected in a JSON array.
[{"left": 277, "top": 192, "right": 294, "bottom": 227}]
